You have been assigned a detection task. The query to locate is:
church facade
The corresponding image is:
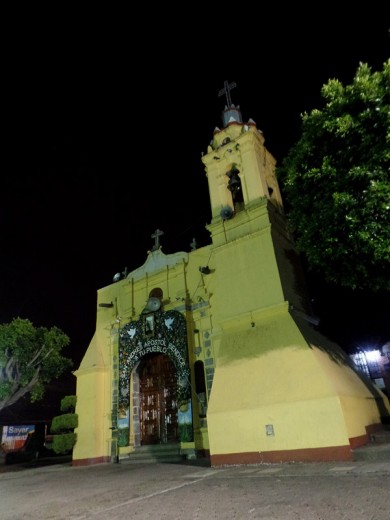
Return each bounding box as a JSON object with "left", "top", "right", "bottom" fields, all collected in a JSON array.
[{"left": 72, "top": 87, "right": 390, "bottom": 466}]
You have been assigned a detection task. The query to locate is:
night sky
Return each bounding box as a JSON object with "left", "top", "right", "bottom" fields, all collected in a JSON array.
[{"left": 1, "top": 15, "right": 389, "bottom": 419}]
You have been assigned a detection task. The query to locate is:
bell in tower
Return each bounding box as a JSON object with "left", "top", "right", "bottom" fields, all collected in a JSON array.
[{"left": 226, "top": 166, "right": 244, "bottom": 209}]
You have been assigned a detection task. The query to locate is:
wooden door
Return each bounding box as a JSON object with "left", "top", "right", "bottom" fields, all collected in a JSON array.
[{"left": 139, "top": 353, "right": 178, "bottom": 445}]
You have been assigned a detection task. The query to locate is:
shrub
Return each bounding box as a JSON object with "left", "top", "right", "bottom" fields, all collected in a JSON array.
[
  {"left": 51, "top": 413, "right": 78, "bottom": 433},
  {"left": 50, "top": 395, "right": 78, "bottom": 455},
  {"left": 52, "top": 433, "right": 77, "bottom": 455}
]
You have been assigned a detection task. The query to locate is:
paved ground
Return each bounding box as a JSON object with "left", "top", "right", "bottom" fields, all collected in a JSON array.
[{"left": 1, "top": 458, "right": 390, "bottom": 520}]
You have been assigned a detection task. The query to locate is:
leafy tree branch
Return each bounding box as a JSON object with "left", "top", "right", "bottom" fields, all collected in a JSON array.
[
  {"left": 277, "top": 60, "right": 390, "bottom": 291},
  {"left": 0, "top": 318, "right": 72, "bottom": 411}
]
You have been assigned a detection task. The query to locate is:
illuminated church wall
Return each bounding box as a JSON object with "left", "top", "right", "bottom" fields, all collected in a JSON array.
[{"left": 73, "top": 88, "right": 390, "bottom": 466}]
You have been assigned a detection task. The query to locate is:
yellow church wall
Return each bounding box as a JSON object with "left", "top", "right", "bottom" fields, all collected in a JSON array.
[
  {"left": 73, "top": 327, "right": 116, "bottom": 464},
  {"left": 73, "top": 367, "right": 111, "bottom": 464},
  {"left": 73, "top": 245, "right": 221, "bottom": 463},
  {"left": 239, "top": 132, "right": 274, "bottom": 203},
  {"left": 73, "top": 227, "right": 388, "bottom": 464},
  {"left": 269, "top": 209, "right": 314, "bottom": 315},
  {"left": 100, "top": 247, "right": 212, "bottom": 333},
  {"left": 311, "top": 347, "right": 390, "bottom": 439},
  {"left": 207, "top": 308, "right": 385, "bottom": 462},
  {"left": 207, "top": 200, "right": 271, "bottom": 248},
  {"left": 311, "top": 346, "right": 381, "bottom": 398},
  {"left": 208, "top": 398, "right": 348, "bottom": 455},
  {"left": 76, "top": 333, "right": 103, "bottom": 368},
  {"left": 209, "top": 319, "right": 337, "bottom": 408},
  {"left": 95, "top": 253, "right": 191, "bottom": 322},
  {"left": 292, "top": 317, "right": 390, "bottom": 431},
  {"left": 211, "top": 234, "right": 285, "bottom": 323},
  {"left": 339, "top": 395, "right": 387, "bottom": 446}
]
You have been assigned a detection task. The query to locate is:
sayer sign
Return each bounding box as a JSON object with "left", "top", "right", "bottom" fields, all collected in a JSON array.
[{"left": 1, "top": 425, "right": 35, "bottom": 451}]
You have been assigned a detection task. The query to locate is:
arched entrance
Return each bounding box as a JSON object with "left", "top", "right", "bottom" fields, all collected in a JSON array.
[{"left": 139, "top": 353, "right": 179, "bottom": 445}]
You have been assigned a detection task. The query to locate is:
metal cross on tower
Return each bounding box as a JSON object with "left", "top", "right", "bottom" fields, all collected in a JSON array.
[
  {"left": 151, "top": 228, "right": 164, "bottom": 251},
  {"left": 218, "top": 80, "right": 237, "bottom": 107}
]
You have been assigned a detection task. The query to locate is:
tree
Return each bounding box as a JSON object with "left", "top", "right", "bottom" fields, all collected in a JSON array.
[
  {"left": 0, "top": 317, "right": 73, "bottom": 412},
  {"left": 277, "top": 60, "right": 390, "bottom": 292}
]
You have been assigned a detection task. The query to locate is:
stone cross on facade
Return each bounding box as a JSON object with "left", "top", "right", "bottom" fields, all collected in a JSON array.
[
  {"left": 218, "top": 80, "right": 237, "bottom": 107},
  {"left": 151, "top": 229, "right": 164, "bottom": 251}
]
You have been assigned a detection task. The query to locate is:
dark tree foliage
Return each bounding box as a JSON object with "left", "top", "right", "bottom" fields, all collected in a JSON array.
[
  {"left": 0, "top": 317, "right": 73, "bottom": 411},
  {"left": 278, "top": 60, "right": 390, "bottom": 292}
]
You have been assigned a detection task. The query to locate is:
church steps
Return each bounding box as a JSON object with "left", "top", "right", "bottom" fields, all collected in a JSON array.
[{"left": 119, "top": 443, "right": 185, "bottom": 464}]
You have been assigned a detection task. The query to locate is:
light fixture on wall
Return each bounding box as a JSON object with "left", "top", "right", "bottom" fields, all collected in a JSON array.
[
  {"left": 220, "top": 205, "right": 233, "bottom": 220},
  {"left": 113, "top": 267, "right": 128, "bottom": 282}
]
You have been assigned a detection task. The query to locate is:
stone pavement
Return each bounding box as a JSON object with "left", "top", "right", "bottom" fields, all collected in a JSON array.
[{"left": 1, "top": 457, "right": 390, "bottom": 520}]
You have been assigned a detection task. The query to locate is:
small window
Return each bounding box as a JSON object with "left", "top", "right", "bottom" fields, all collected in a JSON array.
[
  {"left": 194, "top": 361, "right": 207, "bottom": 417},
  {"left": 194, "top": 361, "right": 206, "bottom": 394},
  {"left": 150, "top": 288, "right": 163, "bottom": 299}
]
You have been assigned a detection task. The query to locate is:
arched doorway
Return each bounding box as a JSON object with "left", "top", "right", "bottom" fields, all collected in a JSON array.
[{"left": 139, "top": 353, "right": 179, "bottom": 445}]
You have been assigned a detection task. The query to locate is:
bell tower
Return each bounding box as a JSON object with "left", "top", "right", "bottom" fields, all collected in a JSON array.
[
  {"left": 201, "top": 81, "right": 390, "bottom": 466},
  {"left": 202, "top": 81, "right": 313, "bottom": 321},
  {"left": 205, "top": 81, "right": 282, "bottom": 225}
]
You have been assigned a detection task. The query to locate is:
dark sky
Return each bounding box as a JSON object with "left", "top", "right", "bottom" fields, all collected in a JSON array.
[{"left": 1, "top": 15, "right": 389, "bottom": 383}]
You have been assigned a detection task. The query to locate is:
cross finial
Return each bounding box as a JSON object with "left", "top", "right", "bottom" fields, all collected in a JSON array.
[
  {"left": 190, "top": 237, "right": 198, "bottom": 251},
  {"left": 151, "top": 229, "right": 164, "bottom": 251},
  {"left": 218, "top": 80, "right": 237, "bottom": 107}
]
